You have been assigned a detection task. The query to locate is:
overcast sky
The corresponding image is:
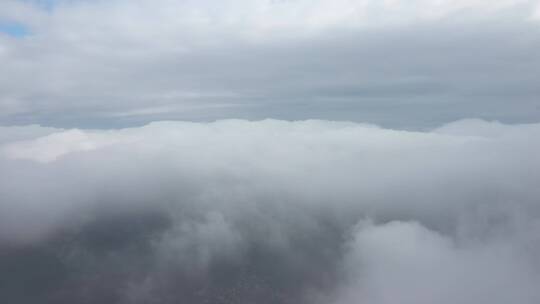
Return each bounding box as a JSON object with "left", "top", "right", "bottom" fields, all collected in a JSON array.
[{"left": 1, "top": 0, "right": 539, "bottom": 128}]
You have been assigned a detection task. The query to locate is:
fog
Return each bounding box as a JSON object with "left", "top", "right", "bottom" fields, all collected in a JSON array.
[{"left": 1, "top": 119, "right": 539, "bottom": 303}]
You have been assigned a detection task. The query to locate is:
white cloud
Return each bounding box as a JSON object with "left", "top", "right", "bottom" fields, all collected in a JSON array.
[
  {"left": 2, "top": 128, "right": 136, "bottom": 162},
  {"left": 0, "top": 118, "right": 538, "bottom": 242},
  {"left": 0, "top": 119, "right": 539, "bottom": 302},
  {"left": 36, "top": 0, "right": 539, "bottom": 37},
  {"left": 533, "top": 0, "right": 540, "bottom": 19},
  {"left": 335, "top": 220, "right": 540, "bottom": 304}
]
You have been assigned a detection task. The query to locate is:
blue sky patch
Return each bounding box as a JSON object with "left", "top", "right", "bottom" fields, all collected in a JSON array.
[{"left": 0, "top": 22, "right": 31, "bottom": 38}]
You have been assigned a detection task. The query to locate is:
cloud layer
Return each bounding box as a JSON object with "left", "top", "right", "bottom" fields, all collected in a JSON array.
[
  {"left": 1, "top": 0, "right": 540, "bottom": 127},
  {"left": 1, "top": 119, "right": 539, "bottom": 303}
]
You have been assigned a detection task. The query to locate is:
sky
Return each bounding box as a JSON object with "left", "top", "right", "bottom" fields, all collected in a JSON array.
[
  {"left": 1, "top": 1, "right": 540, "bottom": 304},
  {"left": 0, "top": 0, "right": 539, "bottom": 128}
]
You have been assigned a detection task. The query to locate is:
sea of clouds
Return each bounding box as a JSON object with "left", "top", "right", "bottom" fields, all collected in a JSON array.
[{"left": 1, "top": 119, "right": 539, "bottom": 303}]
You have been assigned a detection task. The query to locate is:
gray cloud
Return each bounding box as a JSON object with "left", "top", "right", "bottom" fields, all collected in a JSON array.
[
  {"left": 1, "top": 0, "right": 539, "bottom": 128},
  {"left": 0, "top": 119, "right": 539, "bottom": 303}
]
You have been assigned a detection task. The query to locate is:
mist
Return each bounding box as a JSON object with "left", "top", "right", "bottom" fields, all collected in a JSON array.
[{"left": 1, "top": 119, "right": 539, "bottom": 303}]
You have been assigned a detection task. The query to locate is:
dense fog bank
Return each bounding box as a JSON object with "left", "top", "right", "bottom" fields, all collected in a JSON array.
[{"left": 1, "top": 119, "right": 539, "bottom": 303}]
